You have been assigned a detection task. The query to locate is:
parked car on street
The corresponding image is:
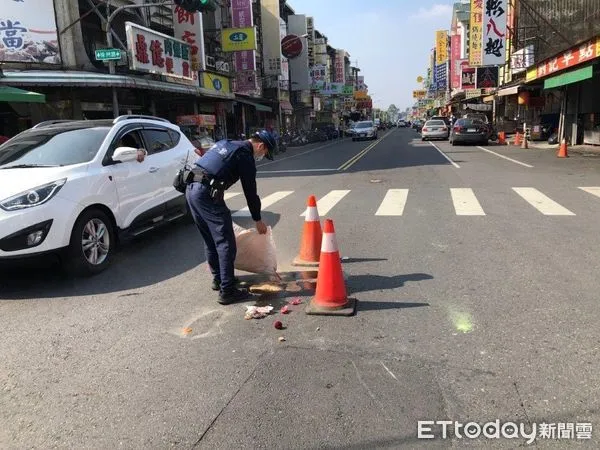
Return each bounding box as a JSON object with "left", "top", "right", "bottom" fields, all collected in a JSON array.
[
  {"left": 449, "top": 118, "right": 489, "bottom": 145},
  {"left": 0, "top": 115, "right": 194, "bottom": 276},
  {"left": 421, "top": 119, "right": 449, "bottom": 141},
  {"left": 351, "top": 120, "right": 378, "bottom": 141},
  {"left": 412, "top": 120, "right": 424, "bottom": 132}
]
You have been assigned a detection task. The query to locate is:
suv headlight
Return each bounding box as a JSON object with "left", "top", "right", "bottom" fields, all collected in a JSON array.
[{"left": 0, "top": 179, "right": 67, "bottom": 211}]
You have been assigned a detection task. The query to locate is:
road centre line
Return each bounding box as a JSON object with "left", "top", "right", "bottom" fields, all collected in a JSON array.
[
  {"left": 256, "top": 139, "right": 346, "bottom": 168},
  {"left": 477, "top": 146, "right": 534, "bottom": 168},
  {"left": 338, "top": 131, "right": 393, "bottom": 171},
  {"left": 428, "top": 141, "right": 460, "bottom": 168}
]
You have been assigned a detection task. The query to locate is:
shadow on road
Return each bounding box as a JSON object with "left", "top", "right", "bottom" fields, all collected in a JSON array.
[
  {"left": 347, "top": 273, "right": 434, "bottom": 294},
  {"left": 341, "top": 257, "right": 388, "bottom": 264},
  {"left": 358, "top": 301, "right": 430, "bottom": 311},
  {"left": 0, "top": 213, "right": 281, "bottom": 300}
]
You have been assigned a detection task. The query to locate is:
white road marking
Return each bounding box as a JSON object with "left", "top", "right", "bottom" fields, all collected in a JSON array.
[
  {"left": 450, "top": 188, "right": 486, "bottom": 216},
  {"left": 375, "top": 189, "right": 409, "bottom": 216},
  {"left": 301, "top": 190, "right": 350, "bottom": 216},
  {"left": 477, "top": 146, "right": 534, "bottom": 168},
  {"left": 428, "top": 141, "right": 460, "bottom": 168},
  {"left": 579, "top": 187, "right": 600, "bottom": 199},
  {"left": 381, "top": 362, "right": 399, "bottom": 381},
  {"left": 224, "top": 192, "right": 240, "bottom": 200},
  {"left": 257, "top": 168, "right": 337, "bottom": 173},
  {"left": 512, "top": 188, "right": 575, "bottom": 215},
  {"left": 232, "top": 191, "right": 294, "bottom": 217}
]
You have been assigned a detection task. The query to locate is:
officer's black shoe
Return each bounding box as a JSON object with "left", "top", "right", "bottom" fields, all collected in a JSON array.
[
  {"left": 218, "top": 288, "right": 251, "bottom": 305},
  {"left": 212, "top": 278, "right": 241, "bottom": 291}
]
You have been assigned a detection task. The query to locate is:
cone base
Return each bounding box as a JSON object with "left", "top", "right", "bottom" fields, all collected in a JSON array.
[
  {"left": 305, "top": 297, "right": 357, "bottom": 316},
  {"left": 292, "top": 256, "right": 320, "bottom": 267}
]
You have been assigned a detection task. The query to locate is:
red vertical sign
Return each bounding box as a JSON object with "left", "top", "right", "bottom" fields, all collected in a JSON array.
[{"left": 450, "top": 28, "right": 461, "bottom": 89}]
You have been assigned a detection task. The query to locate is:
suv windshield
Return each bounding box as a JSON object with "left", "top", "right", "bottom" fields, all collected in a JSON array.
[
  {"left": 355, "top": 122, "right": 373, "bottom": 128},
  {"left": 0, "top": 127, "right": 110, "bottom": 168}
]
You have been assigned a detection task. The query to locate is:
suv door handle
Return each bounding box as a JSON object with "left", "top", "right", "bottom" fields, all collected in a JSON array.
[{"left": 149, "top": 167, "right": 160, "bottom": 173}]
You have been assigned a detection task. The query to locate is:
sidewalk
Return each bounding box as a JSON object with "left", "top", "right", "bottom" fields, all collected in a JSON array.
[{"left": 503, "top": 136, "right": 600, "bottom": 156}]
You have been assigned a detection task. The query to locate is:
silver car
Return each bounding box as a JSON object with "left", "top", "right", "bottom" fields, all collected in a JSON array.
[
  {"left": 351, "top": 121, "right": 378, "bottom": 141},
  {"left": 421, "top": 120, "right": 449, "bottom": 141}
]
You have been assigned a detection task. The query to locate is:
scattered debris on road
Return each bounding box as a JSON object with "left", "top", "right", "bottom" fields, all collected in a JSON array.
[{"left": 244, "top": 305, "right": 274, "bottom": 320}]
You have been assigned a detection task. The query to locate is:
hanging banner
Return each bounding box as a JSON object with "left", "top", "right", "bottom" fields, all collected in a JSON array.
[
  {"left": 231, "top": 0, "right": 256, "bottom": 82},
  {"left": 435, "top": 64, "right": 447, "bottom": 90},
  {"left": 482, "top": 0, "right": 507, "bottom": 66},
  {"left": 469, "top": 0, "right": 483, "bottom": 66},
  {"left": 435, "top": 30, "right": 448, "bottom": 65},
  {"left": 450, "top": 28, "right": 462, "bottom": 89},
  {"left": 461, "top": 67, "right": 476, "bottom": 89},
  {"left": 172, "top": 4, "right": 205, "bottom": 86}
]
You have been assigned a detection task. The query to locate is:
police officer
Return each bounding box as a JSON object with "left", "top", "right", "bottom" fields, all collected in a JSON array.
[{"left": 186, "top": 130, "right": 276, "bottom": 305}]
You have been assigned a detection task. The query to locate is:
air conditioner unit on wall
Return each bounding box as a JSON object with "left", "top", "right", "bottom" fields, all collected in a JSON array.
[{"left": 206, "top": 56, "right": 216, "bottom": 68}]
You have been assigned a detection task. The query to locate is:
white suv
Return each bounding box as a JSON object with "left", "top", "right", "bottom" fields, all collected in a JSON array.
[{"left": 0, "top": 115, "right": 194, "bottom": 276}]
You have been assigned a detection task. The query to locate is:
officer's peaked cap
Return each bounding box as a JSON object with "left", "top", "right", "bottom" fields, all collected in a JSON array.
[{"left": 254, "top": 130, "right": 275, "bottom": 160}]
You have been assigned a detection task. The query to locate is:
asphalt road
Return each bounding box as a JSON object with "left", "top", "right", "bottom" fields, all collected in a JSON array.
[{"left": 2, "top": 128, "right": 600, "bottom": 448}]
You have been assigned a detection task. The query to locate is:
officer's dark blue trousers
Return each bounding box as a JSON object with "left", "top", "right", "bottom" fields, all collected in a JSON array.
[{"left": 186, "top": 182, "right": 237, "bottom": 293}]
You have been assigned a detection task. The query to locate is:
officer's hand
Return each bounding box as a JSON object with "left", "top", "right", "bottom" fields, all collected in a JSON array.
[{"left": 255, "top": 220, "right": 267, "bottom": 235}]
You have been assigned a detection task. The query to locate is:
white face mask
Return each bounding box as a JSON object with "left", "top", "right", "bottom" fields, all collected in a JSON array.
[{"left": 254, "top": 154, "right": 264, "bottom": 162}]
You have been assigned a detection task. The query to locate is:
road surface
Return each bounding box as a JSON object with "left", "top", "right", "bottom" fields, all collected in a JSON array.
[{"left": 2, "top": 128, "right": 600, "bottom": 448}]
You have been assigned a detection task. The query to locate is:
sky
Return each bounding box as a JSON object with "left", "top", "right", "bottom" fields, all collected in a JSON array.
[{"left": 287, "top": 0, "right": 456, "bottom": 111}]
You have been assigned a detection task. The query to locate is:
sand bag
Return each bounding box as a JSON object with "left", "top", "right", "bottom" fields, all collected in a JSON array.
[{"left": 232, "top": 223, "right": 277, "bottom": 274}]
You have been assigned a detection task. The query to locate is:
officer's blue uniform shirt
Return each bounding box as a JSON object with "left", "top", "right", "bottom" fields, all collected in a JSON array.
[{"left": 195, "top": 140, "right": 262, "bottom": 221}]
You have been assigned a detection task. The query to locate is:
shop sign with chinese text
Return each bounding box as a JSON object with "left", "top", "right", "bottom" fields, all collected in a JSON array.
[
  {"left": 450, "top": 29, "right": 462, "bottom": 89},
  {"left": 482, "top": 0, "right": 507, "bottom": 66},
  {"left": 171, "top": 5, "right": 206, "bottom": 85},
  {"left": 511, "top": 46, "right": 534, "bottom": 74},
  {"left": 526, "top": 37, "right": 600, "bottom": 82},
  {"left": 221, "top": 27, "right": 257, "bottom": 52},
  {"left": 126, "top": 22, "right": 193, "bottom": 81},
  {"left": 435, "top": 30, "right": 448, "bottom": 65},
  {"left": 231, "top": 0, "right": 256, "bottom": 74},
  {"left": 202, "top": 72, "right": 231, "bottom": 93},
  {"left": 0, "top": 0, "right": 61, "bottom": 64},
  {"left": 461, "top": 67, "right": 476, "bottom": 89},
  {"left": 469, "top": 0, "right": 483, "bottom": 66}
]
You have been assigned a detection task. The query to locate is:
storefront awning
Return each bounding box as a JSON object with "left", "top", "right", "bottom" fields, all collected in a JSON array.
[
  {"left": 0, "top": 70, "right": 235, "bottom": 100},
  {"left": 544, "top": 65, "right": 593, "bottom": 89},
  {"left": 234, "top": 97, "right": 273, "bottom": 112},
  {"left": 0, "top": 86, "right": 46, "bottom": 103},
  {"left": 497, "top": 85, "right": 521, "bottom": 97},
  {"left": 483, "top": 95, "right": 495, "bottom": 103}
]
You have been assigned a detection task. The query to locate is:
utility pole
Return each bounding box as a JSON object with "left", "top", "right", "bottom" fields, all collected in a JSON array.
[{"left": 105, "top": 0, "right": 176, "bottom": 118}]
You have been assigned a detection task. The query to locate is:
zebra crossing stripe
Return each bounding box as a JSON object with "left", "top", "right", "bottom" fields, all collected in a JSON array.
[
  {"left": 375, "top": 189, "right": 409, "bottom": 216},
  {"left": 451, "top": 188, "right": 486, "bottom": 216},
  {"left": 578, "top": 187, "right": 600, "bottom": 199},
  {"left": 301, "top": 190, "right": 350, "bottom": 216},
  {"left": 224, "top": 192, "right": 240, "bottom": 200},
  {"left": 232, "top": 191, "right": 294, "bottom": 217},
  {"left": 512, "top": 188, "right": 575, "bottom": 216}
]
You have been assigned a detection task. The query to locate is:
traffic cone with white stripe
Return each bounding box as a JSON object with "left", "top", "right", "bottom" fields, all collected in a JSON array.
[
  {"left": 293, "top": 195, "right": 322, "bottom": 267},
  {"left": 306, "top": 219, "right": 357, "bottom": 316}
]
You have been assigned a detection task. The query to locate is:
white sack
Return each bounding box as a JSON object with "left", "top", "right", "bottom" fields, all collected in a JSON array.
[{"left": 232, "top": 223, "right": 278, "bottom": 274}]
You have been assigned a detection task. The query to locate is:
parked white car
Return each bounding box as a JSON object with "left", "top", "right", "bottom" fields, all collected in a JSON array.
[{"left": 0, "top": 115, "right": 194, "bottom": 276}]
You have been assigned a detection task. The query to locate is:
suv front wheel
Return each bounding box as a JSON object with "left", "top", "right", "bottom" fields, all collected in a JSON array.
[{"left": 64, "top": 209, "right": 115, "bottom": 277}]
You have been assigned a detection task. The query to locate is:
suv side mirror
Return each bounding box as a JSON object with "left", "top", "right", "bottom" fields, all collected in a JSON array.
[{"left": 113, "top": 146, "right": 141, "bottom": 162}]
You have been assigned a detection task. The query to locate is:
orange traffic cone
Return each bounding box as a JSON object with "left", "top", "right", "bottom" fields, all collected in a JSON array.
[
  {"left": 498, "top": 131, "right": 506, "bottom": 145},
  {"left": 305, "top": 219, "right": 357, "bottom": 316},
  {"left": 558, "top": 138, "right": 569, "bottom": 158},
  {"left": 514, "top": 132, "right": 522, "bottom": 146},
  {"left": 293, "top": 195, "right": 322, "bottom": 266}
]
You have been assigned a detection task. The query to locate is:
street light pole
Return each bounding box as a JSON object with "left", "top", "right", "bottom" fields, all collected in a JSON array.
[{"left": 106, "top": 0, "right": 119, "bottom": 118}]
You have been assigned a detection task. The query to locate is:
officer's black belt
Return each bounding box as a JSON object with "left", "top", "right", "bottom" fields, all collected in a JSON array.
[{"left": 189, "top": 167, "right": 213, "bottom": 185}]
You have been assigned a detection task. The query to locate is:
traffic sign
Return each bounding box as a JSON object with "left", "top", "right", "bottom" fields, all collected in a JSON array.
[{"left": 95, "top": 49, "right": 122, "bottom": 61}]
